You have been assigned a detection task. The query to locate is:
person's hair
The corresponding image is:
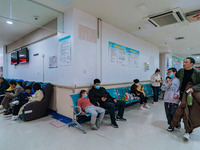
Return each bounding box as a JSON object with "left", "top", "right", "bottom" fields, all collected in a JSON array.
[
  {"left": 94, "top": 79, "right": 101, "bottom": 84},
  {"left": 185, "top": 57, "right": 195, "bottom": 65},
  {"left": 155, "top": 68, "right": 160, "bottom": 73},
  {"left": 80, "top": 90, "right": 86, "bottom": 97},
  {"left": 17, "top": 81, "right": 23, "bottom": 87},
  {"left": 134, "top": 79, "right": 139, "bottom": 83},
  {"left": 166, "top": 76, "right": 171, "bottom": 80},
  {"left": 25, "top": 86, "right": 32, "bottom": 90},
  {"left": 0, "top": 77, "right": 4, "bottom": 80},
  {"left": 9, "top": 80, "right": 16, "bottom": 85},
  {"left": 168, "top": 67, "right": 177, "bottom": 73},
  {"left": 32, "top": 83, "right": 41, "bottom": 92}
]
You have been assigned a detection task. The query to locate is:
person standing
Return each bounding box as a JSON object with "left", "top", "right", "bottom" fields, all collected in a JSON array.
[
  {"left": 151, "top": 69, "right": 161, "bottom": 104},
  {"left": 171, "top": 57, "right": 200, "bottom": 140},
  {"left": 0, "top": 77, "right": 9, "bottom": 103},
  {"left": 161, "top": 68, "right": 180, "bottom": 132}
]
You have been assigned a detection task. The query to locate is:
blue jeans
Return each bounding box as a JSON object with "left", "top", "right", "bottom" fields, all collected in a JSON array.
[
  {"left": 152, "top": 86, "right": 160, "bottom": 102},
  {"left": 164, "top": 102, "right": 178, "bottom": 125}
]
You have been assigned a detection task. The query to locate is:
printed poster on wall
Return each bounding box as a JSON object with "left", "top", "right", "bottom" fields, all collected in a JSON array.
[
  {"left": 108, "top": 42, "right": 139, "bottom": 66},
  {"left": 49, "top": 56, "right": 58, "bottom": 69},
  {"left": 172, "top": 56, "right": 183, "bottom": 71},
  {"left": 58, "top": 35, "right": 71, "bottom": 66}
]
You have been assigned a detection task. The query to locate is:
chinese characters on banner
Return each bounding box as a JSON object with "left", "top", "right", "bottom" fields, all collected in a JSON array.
[
  {"left": 108, "top": 42, "right": 139, "bottom": 66},
  {"left": 58, "top": 35, "right": 71, "bottom": 67}
]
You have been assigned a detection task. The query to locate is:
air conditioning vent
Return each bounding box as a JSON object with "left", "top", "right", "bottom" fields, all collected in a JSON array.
[
  {"left": 175, "top": 37, "right": 184, "bottom": 40},
  {"left": 146, "top": 8, "right": 186, "bottom": 27},
  {"left": 191, "top": 53, "right": 200, "bottom": 56}
]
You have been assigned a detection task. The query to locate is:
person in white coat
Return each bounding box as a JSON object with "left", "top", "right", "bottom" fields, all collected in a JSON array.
[{"left": 151, "top": 68, "right": 161, "bottom": 104}]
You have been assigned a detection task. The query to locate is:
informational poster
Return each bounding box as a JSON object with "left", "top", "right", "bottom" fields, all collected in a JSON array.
[
  {"left": 58, "top": 35, "right": 71, "bottom": 66},
  {"left": 172, "top": 56, "right": 183, "bottom": 71},
  {"left": 108, "top": 42, "right": 139, "bottom": 66},
  {"left": 49, "top": 56, "right": 58, "bottom": 69}
]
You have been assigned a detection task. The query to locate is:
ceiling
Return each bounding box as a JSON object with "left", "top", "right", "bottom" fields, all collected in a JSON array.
[{"left": 1, "top": 0, "right": 200, "bottom": 63}]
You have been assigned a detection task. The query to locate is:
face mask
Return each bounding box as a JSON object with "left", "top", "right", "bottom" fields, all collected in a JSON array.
[
  {"left": 156, "top": 73, "right": 159, "bottom": 76},
  {"left": 96, "top": 85, "right": 100, "bottom": 89},
  {"left": 84, "top": 94, "right": 88, "bottom": 98},
  {"left": 169, "top": 74, "right": 174, "bottom": 79},
  {"left": 136, "top": 83, "right": 139, "bottom": 86}
]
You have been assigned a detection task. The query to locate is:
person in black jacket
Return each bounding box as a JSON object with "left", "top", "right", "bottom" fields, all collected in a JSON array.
[
  {"left": 0, "top": 77, "right": 9, "bottom": 103},
  {"left": 89, "top": 79, "right": 126, "bottom": 128}
]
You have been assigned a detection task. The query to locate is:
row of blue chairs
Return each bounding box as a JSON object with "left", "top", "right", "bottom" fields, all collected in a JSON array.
[{"left": 69, "top": 84, "right": 154, "bottom": 133}]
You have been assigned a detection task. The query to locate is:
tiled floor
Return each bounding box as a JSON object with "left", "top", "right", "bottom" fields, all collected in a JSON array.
[{"left": 0, "top": 100, "right": 200, "bottom": 150}]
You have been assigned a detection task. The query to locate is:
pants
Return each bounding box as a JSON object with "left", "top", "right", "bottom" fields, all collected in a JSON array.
[
  {"left": 152, "top": 86, "right": 160, "bottom": 102},
  {"left": 1, "top": 93, "right": 13, "bottom": 109},
  {"left": 139, "top": 93, "right": 147, "bottom": 104},
  {"left": 12, "top": 99, "right": 28, "bottom": 115},
  {"left": 85, "top": 105, "right": 105, "bottom": 125},
  {"left": 100, "top": 100, "right": 126, "bottom": 124},
  {"left": 164, "top": 102, "right": 178, "bottom": 125}
]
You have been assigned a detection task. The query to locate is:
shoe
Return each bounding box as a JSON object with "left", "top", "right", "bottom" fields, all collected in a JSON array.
[
  {"left": 11, "top": 115, "right": 19, "bottom": 121},
  {"left": 167, "top": 126, "right": 174, "bottom": 132},
  {"left": 10, "top": 100, "right": 19, "bottom": 107},
  {"left": 175, "top": 123, "right": 181, "bottom": 129},
  {"left": 0, "top": 109, "right": 7, "bottom": 114},
  {"left": 152, "top": 102, "right": 160, "bottom": 104},
  {"left": 96, "top": 119, "right": 101, "bottom": 128},
  {"left": 183, "top": 133, "right": 190, "bottom": 140},
  {"left": 3, "top": 110, "right": 12, "bottom": 115},
  {"left": 139, "top": 106, "right": 146, "bottom": 110},
  {"left": 110, "top": 122, "right": 118, "bottom": 128},
  {"left": 0, "top": 105, "right": 3, "bottom": 110},
  {"left": 144, "top": 104, "right": 150, "bottom": 109},
  {"left": 91, "top": 124, "right": 98, "bottom": 130},
  {"left": 116, "top": 116, "right": 127, "bottom": 122}
]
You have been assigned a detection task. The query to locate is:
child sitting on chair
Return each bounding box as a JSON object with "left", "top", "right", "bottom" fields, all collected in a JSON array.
[{"left": 77, "top": 90, "right": 105, "bottom": 130}]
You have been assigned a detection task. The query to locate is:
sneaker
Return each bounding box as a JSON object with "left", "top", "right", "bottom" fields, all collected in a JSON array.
[
  {"left": 167, "top": 126, "right": 174, "bottom": 132},
  {"left": 91, "top": 124, "right": 98, "bottom": 130},
  {"left": 11, "top": 115, "right": 19, "bottom": 121},
  {"left": 0, "top": 109, "right": 7, "bottom": 114},
  {"left": 0, "top": 105, "right": 3, "bottom": 110},
  {"left": 144, "top": 104, "right": 150, "bottom": 109},
  {"left": 183, "top": 133, "right": 190, "bottom": 140},
  {"left": 175, "top": 123, "right": 181, "bottom": 129},
  {"left": 10, "top": 100, "right": 19, "bottom": 107},
  {"left": 116, "top": 116, "right": 127, "bottom": 122},
  {"left": 110, "top": 122, "right": 118, "bottom": 128},
  {"left": 3, "top": 110, "right": 12, "bottom": 115},
  {"left": 139, "top": 106, "right": 146, "bottom": 110},
  {"left": 152, "top": 102, "right": 160, "bottom": 104},
  {"left": 96, "top": 119, "right": 101, "bottom": 129}
]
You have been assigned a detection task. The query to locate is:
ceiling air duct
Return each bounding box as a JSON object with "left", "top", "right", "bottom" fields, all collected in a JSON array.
[{"left": 146, "top": 8, "right": 186, "bottom": 27}]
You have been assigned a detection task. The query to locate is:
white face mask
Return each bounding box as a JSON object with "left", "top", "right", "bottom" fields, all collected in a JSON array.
[{"left": 136, "top": 83, "right": 139, "bottom": 86}]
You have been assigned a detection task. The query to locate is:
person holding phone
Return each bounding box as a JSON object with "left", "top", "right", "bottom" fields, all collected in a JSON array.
[{"left": 151, "top": 68, "right": 161, "bottom": 104}]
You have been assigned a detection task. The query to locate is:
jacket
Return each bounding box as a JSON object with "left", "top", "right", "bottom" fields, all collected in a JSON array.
[
  {"left": 131, "top": 84, "right": 143, "bottom": 96},
  {"left": 176, "top": 68, "right": 200, "bottom": 92},
  {"left": 9, "top": 84, "right": 24, "bottom": 98},
  {"left": 0, "top": 80, "right": 9, "bottom": 95},
  {"left": 161, "top": 77, "right": 180, "bottom": 104},
  {"left": 89, "top": 86, "right": 114, "bottom": 106},
  {"left": 151, "top": 74, "right": 161, "bottom": 87},
  {"left": 171, "top": 83, "right": 200, "bottom": 133}
]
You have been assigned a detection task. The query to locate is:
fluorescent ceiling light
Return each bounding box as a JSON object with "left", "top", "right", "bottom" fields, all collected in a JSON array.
[
  {"left": 6, "top": 21, "right": 13, "bottom": 25},
  {"left": 197, "top": 57, "right": 199, "bottom": 59}
]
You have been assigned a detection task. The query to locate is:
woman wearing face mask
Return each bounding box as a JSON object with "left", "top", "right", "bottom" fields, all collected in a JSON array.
[
  {"left": 131, "top": 79, "right": 150, "bottom": 110},
  {"left": 151, "top": 68, "right": 161, "bottom": 104}
]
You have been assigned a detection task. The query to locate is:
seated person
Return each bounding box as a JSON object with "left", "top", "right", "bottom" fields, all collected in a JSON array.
[
  {"left": 77, "top": 90, "right": 105, "bottom": 130},
  {"left": 0, "top": 80, "right": 24, "bottom": 113},
  {"left": 131, "top": 79, "right": 150, "bottom": 110},
  {"left": 10, "top": 86, "right": 35, "bottom": 120},
  {"left": 18, "top": 83, "right": 44, "bottom": 116},
  {"left": 89, "top": 79, "right": 126, "bottom": 128},
  {"left": 0, "top": 77, "right": 9, "bottom": 103}
]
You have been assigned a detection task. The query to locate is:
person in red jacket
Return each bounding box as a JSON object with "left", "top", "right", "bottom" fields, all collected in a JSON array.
[{"left": 77, "top": 90, "right": 105, "bottom": 130}]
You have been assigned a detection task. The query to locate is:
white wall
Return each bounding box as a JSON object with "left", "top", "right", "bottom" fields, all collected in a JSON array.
[
  {"left": 0, "top": 46, "right": 3, "bottom": 67},
  {"left": 101, "top": 22, "right": 160, "bottom": 84}
]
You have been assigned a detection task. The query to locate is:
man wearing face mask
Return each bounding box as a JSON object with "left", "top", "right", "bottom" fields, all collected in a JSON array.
[
  {"left": 131, "top": 79, "right": 150, "bottom": 110},
  {"left": 89, "top": 79, "right": 126, "bottom": 128},
  {"left": 161, "top": 68, "right": 180, "bottom": 132}
]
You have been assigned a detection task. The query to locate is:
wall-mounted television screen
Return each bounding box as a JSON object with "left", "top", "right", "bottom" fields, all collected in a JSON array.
[
  {"left": 19, "top": 47, "right": 29, "bottom": 64},
  {"left": 11, "top": 51, "right": 19, "bottom": 65}
]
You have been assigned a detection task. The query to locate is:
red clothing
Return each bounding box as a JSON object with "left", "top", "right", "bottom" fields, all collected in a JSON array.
[{"left": 77, "top": 98, "right": 93, "bottom": 112}]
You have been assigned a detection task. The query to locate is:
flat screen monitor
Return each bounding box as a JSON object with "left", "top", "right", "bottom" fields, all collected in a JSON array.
[
  {"left": 11, "top": 51, "right": 19, "bottom": 65},
  {"left": 19, "top": 47, "right": 29, "bottom": 64}
]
